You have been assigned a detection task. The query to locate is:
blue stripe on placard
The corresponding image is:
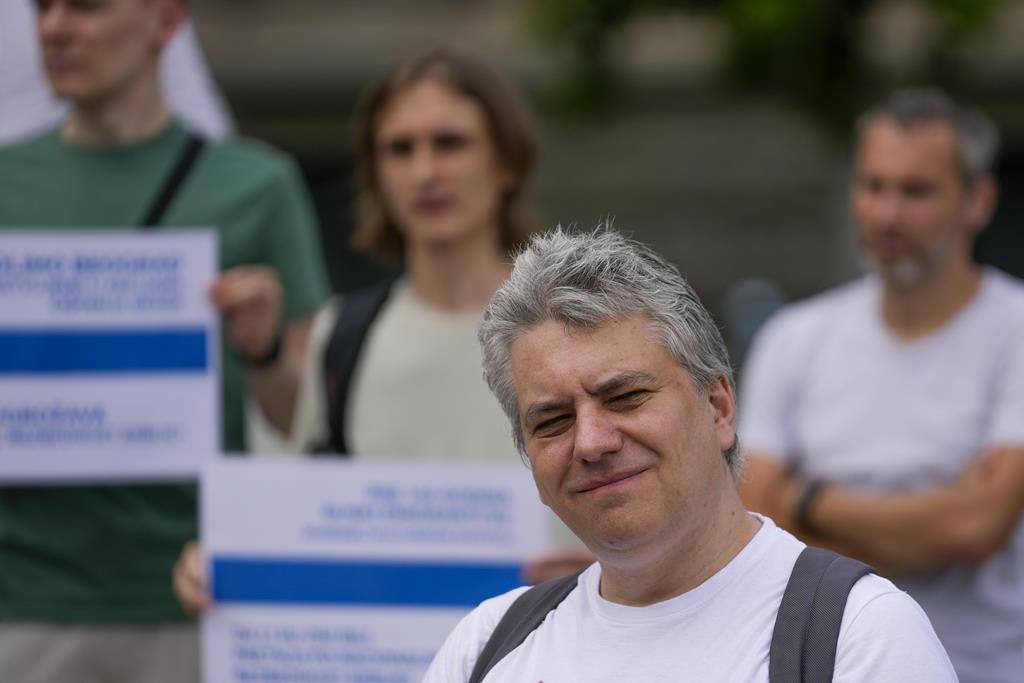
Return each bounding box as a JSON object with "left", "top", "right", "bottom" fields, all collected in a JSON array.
[
  {"left": 0, "top": 329, "right": 208, "bottom": 373},
  {"left": 211, "top": 557, "right": 523, "bottom": 607}
]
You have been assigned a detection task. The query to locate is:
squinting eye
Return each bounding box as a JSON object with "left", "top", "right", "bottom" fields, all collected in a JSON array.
[
  {"left": 533, "top": 415, "right": 570, "bottom": 437},
  {"left": 611, "top": 390, "right": 648, "bottom": 407}
]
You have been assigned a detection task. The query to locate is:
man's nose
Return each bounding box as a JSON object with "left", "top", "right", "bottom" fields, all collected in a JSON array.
[
  {"left": 38, "top": 3, "right": 70, "bottom": 41},
  {"left": 572, "top": 408, "right": 623, "bottom": 463},
  {"left": 869, "top": 191, "right": 907, "bottom": 228}
]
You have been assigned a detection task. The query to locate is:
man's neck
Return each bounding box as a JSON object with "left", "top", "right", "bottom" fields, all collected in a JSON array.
[
  {"left": 405, "top": 228, "right": 512, "bottom": 312},
  {"left": 881, "top": 259, "right": 982, "bottom": 340},
  {"left": 596, "top": 491, "right": 761, "bottom": 607},
  {"left": 62, "top": 76, "right": 171, "bottom": 148}
]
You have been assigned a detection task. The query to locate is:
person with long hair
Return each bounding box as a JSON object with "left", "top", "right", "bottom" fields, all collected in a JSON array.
[{"left": 174, "top": 47, "right": 591, "bottom": 615}]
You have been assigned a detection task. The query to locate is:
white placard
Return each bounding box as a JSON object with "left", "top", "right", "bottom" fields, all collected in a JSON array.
[
  {"left": 0, "top": 230, "right": 220, "bottom": 482},
  {"left": 201, "top": 457, "right": 547, "bottom": 683}
]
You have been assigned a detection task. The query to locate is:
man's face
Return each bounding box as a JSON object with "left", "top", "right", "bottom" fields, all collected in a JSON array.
[
  {"left": 374, "top": 79, "right": 512, "bottom": 251},
  {"left": 852, "top": 119, "right": 984, "bottom": 288},
  {"left": 509, "top": 315, "right": 737, "bottom": 557},
  {"left": 35, "top": 0, "right": 172, "bottom": 107}
]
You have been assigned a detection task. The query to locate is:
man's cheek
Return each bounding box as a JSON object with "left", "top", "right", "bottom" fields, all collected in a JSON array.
[{"left": 531, "top": 469, "right": 556, "bottom": 509}]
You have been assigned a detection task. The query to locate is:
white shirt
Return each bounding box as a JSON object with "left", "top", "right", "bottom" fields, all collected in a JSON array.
[
  {"left": 425, "top": 517, "right": 955, "bottom": 682},
  {"left": 739, "top": 268, "right": 1024, "bottom": 683}
]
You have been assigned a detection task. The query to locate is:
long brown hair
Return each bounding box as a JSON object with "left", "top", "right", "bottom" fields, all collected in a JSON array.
[{"left": 350, "top": 47, "right": 539, "bottom": 262}]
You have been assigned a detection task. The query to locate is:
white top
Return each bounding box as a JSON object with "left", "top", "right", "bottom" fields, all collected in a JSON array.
[
  {"left": 0, "top": 1, "right": 232, "bottom": 144},
  {"left": 424, "top": 516, "right": 955, "bottom": 682},
  {"left": 739, "top": 268, "right": 1024, "bottom": 683},
  {"left": 285, "top": 279, "right": 517, "bottom": 462}
]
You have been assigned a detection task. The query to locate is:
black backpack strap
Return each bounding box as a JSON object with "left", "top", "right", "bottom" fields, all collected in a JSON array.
[
  {"left": 138, "top": 131, "right": 205, "bottom": 228},
  {"left": 318, "top": 277, "right": 396, "bottom": 455},
  {"left": 769, "top": 546, "right": 874, "bottom": 683},
  {"left": 468, "top": 570, "right": 583, "bottom": 683}
]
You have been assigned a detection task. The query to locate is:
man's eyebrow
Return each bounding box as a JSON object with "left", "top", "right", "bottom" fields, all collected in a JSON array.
[{"left": 590, "top": 371, "right": 658, "bottom": 397}]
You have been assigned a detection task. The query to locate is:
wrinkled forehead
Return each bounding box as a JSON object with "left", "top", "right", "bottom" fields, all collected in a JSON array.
[{"left": 508, "top": 315, "right": 676, "bottom": 385}]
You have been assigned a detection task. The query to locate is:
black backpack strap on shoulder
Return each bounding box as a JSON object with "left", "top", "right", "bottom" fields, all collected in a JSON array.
[
  {"left": 467, "top": 570, "right": 583, "bottom": 683},
  {"left": 769, "top": 546, "right": 874, "bottom": 683},
  {"left": 139, "top": 131, "right": 206, "bottom": 229},
  {"left": 319, "top": 277, "right": 396, "bottom": 455}
]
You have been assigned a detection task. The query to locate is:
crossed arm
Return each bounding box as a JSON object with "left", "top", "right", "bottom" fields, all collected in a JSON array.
[{"left": 741, "top": 446, "right": 1024, "bottom": 576}]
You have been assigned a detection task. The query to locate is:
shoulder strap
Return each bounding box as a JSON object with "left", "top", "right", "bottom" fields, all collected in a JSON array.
[
  {"left": 319, "top": 277, "right": 396, "bottom": 455},
  {"left": 769, "top": 546, "right": 874, "bottom": 683},
  {"left": 138, "top": 131, "right": 205, "bottom": 229},
  {"left": 467, "top": 570, "right": 583, "bottom": 683}
]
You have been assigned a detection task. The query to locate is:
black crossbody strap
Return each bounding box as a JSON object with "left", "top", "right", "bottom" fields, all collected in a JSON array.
[
  {"left": 467, "top": 570, "right": 582, "bottom": 683},
  {"left": 769, "top": 546, "right": 873, "bottom": 683},
  {"left": 138, "top": 131, "right": 205, "bottom": 228},
  {"left": 318, "top": 277, "right": 396, "bottom": 455}
]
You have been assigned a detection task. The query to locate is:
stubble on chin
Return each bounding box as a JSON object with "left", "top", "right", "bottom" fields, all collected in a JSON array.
[
  {"left": 859, "top": 237, "right": 957, "bottom": 291},
  {"left": 861, "top": 252, "right": 930, "bottom": 290}
]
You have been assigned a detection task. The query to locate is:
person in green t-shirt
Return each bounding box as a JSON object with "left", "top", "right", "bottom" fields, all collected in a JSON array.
[{"left": 0, "top": 1, "right": 329, "bottom": 681}]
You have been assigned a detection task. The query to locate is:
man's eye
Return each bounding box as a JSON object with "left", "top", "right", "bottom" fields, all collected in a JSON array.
[
  {"left": 610, "top": 390, "right": 648, "bottom": 408},
  {"left": 533, "top": 415, "right": 570, "bottom": 437},
  {"left": 902, "top": 182, "right": 935, "bottom": 199}
]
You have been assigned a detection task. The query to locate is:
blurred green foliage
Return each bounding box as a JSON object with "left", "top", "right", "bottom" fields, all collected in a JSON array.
[{"left": 526, "top": 0, "right": 1001, "bottom": 127}]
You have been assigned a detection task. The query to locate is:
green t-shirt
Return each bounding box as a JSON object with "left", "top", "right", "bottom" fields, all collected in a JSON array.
[{"left": 0, "top": 122, "right": 329, "bottom": 621}]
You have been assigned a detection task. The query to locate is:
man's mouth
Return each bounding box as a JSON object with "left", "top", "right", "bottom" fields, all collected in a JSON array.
[{"left": 575, "top": 468, "right": 648, "bottom": 494}]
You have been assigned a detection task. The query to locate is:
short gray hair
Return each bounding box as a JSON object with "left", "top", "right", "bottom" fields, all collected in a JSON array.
[
  {"left": 479, "top": 228, "right": 741, "bottom": 476},
  {"left": 857, "top": 87, "right": 1000, "bottom": 182}
]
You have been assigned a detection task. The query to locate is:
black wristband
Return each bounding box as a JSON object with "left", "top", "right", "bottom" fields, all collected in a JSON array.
[
  {"left": 794, "top": 480, "right": 826, "bottom": 531},
  {"left": 243, "top": 323, "right": 285, "bottom": 369}
]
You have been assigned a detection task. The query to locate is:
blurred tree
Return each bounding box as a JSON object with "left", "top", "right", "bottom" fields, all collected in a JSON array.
[{"left": 526, "top": 0, "right": 1001, "bottom": 127}]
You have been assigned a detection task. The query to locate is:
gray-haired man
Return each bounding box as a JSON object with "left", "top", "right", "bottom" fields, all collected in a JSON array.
[
  {"left": 424, "top": 229, "right": 954, "bottom": 682},
  {"left": 740, "top": 89, "right": 1024, "bottom": 683}
]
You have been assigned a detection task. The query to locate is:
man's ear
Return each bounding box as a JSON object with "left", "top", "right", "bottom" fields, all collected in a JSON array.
[
  {"left": 966, "top": 174, "right": 999, "bottom": 235},
  {"left": 707, "top": 375, "right": 737, "bottom": 454}
]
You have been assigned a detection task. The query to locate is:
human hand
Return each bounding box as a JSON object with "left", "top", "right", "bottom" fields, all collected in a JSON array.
[
  {"left": 172, "top": 539, "right": 211, "bottom": 617},
  {"left": 209, "top": 266, "right": 284, "bottom": 362}
]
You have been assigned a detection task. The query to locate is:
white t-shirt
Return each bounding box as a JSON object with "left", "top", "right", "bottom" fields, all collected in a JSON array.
[
  {"left": 282, "top": 279, "right": 518, "bottom": 461},
  {"left": 739, "top": 268, "right": 1024, "bottom": 683},
  {"left": 424, "top": 516, "right": 955, "bottom": 682},
  {"left": 0, "top": 1, "right": 232, "bottom": 143}
]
